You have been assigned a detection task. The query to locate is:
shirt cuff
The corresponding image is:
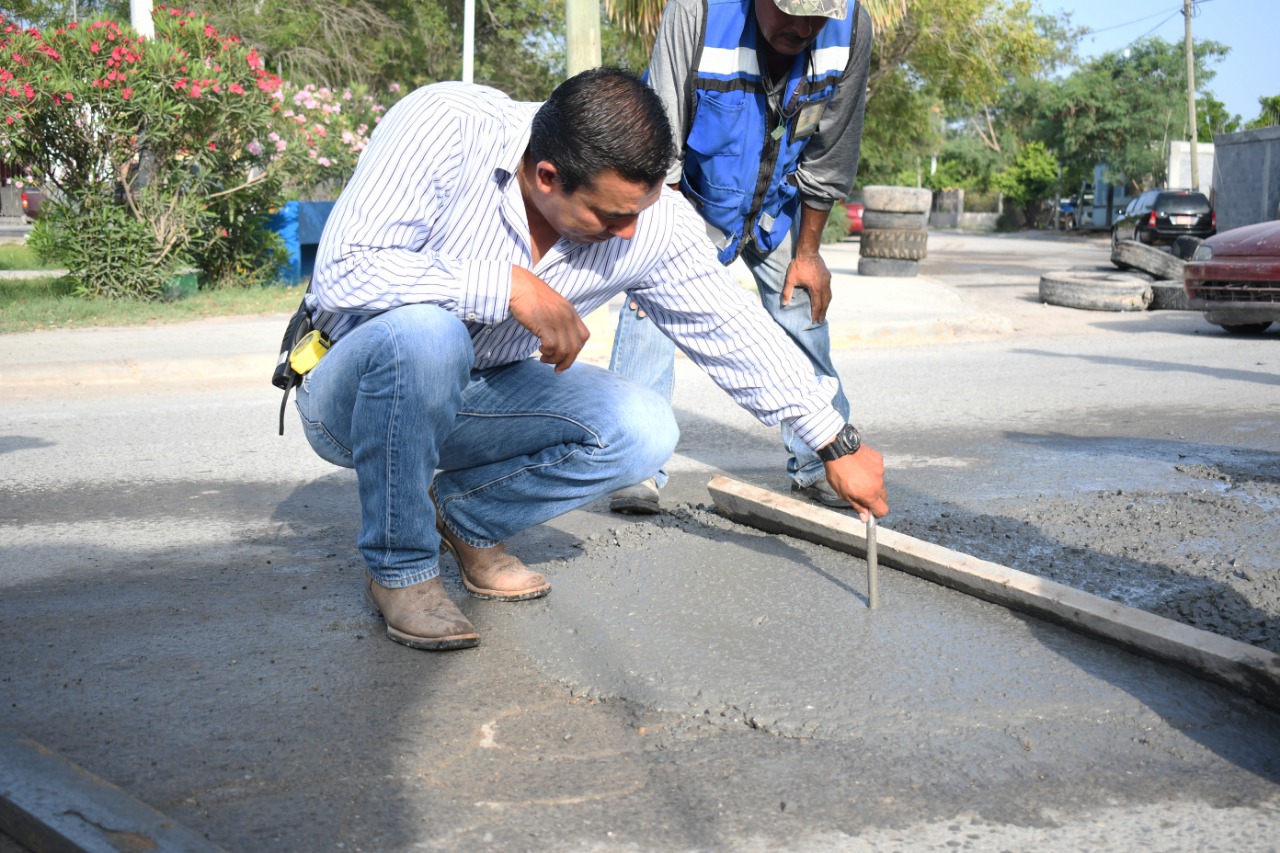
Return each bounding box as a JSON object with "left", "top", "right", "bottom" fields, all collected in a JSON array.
[
  {"left": 788, "top": 405, "right": 847, "bottom": 455},
  {"left": 455, "top": 259, "right": 513, "bottom": 325}
]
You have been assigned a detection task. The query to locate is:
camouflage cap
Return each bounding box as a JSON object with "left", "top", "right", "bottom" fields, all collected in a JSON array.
[{"left": 772, "top": 0, "right": 848, "bottom": 20}]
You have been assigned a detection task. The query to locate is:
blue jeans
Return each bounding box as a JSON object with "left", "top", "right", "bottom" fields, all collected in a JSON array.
[
  {"left": 609, "top": 232, "right": 850, "bottom": 488},
  {"left": 296, "top": 304, "right": 679, "bottom": 588}
]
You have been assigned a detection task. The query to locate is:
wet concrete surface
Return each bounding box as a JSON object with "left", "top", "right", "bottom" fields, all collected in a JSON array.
[{"left": 3, "top": 232, "right": 1280, "bottom": 850}]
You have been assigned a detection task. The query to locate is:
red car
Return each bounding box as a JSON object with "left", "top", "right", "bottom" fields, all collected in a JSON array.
[
  {"left": 1183, "top": 220, "right": 1280, "bottom": 334},
  {"left": 20, "top": 186, "right": 41, "bottom": 219},
  {"left": 844, "top": 201, "right": 864, "bottom": 235}
]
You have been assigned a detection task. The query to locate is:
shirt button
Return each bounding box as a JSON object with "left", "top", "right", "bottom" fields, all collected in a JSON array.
[{"left": 466, "top": 312, "right": 478, "bottom": 321}]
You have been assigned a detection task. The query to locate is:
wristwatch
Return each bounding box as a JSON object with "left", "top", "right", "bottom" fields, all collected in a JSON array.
[{"left": 817, "top": 424, "right": 862, "bottom": 462}]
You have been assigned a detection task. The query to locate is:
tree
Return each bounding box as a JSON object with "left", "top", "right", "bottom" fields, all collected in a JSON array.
[
  {"left": 856, "top": 0, "right": 1059, "bottom": 186},
  {"left": 1024, "top": 36, "right": 1229, "bottom": 192},
  {"left": 990, "top": 140, "right": 1057, "bottom": 224},
  {"left": 1197, "top": 92, "right": 1240, "bottom": 140},
  {"left": 1245, "top": 94, "right": 1280, "bottom": 130}
]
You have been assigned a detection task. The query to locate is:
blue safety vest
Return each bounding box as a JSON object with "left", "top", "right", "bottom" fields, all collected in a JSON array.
[{"left": 680, "top": 0, "right": 856, "bottom": 263}]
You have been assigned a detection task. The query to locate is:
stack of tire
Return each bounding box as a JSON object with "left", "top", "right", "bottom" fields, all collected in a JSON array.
[{"left": 857, "top": 185, "right": 933, "bottom": 277}]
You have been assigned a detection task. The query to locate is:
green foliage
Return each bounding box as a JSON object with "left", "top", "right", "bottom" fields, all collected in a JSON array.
[
  {"left": 821, "top": 205, "right": 849, "bottom": 244},
  {"left": 192, "top": 0, "right": 564, "bottom": 102},
  {"left": 991, "top": 141, "right": 1057, "bottom": 205},
  {"left": 1245, "top": 95, "right": 1280, "bottom": 130},
  {"left": 0, "top": 8, "right": 291, "bottom": 297},
  {"left": 991, "top": 140, "right": 1057, "bottom": 224},
  {"left": 28, "top": 194, "right": 187, "bottom": 298},
  {"left": 858, "top": 71, "right": 942, "bottom": 186},
  {"left": 859, "top": 0, "right": 1058, "bottom": 188},
  {"left": 1031, "top": 36, "right": 1229, "bottom": 191},
  {"left": 1197, "top": 92, "right": 1241, "bottom": 140}
]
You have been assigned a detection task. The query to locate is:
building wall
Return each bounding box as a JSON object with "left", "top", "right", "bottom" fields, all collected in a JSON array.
[{"left": 1211, "top": 125, "right": 1280, "bottom": 232}]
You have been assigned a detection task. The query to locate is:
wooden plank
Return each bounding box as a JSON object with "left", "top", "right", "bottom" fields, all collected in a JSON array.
[
  {"left": 707, "top": 476, "right": 1280, "bottom": 711},
  {"left": 0, "top": 731, "right": 224, "bottom": 853}
]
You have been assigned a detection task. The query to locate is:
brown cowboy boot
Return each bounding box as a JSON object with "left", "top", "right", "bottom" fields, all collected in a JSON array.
[
  {"left": 364, "top": 574, "right": 480, "bottom": 650},
  {"left": 436, "top": 519, "right": 551, "bottom": 601}
]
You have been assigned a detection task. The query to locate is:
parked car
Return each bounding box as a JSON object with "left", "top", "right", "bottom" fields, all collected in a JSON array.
[
  {"left": 20, "top": 186, "right": 42, "bottom": 219},
  {"left": 1183, "top": 220, "right": 1280, "bottom": 334},
  {"left": 1111, "top": 189, "right": 1215, "bottom": 248},
  {"left": 844, "top": 201, "right": 864, "bottom": 235}
]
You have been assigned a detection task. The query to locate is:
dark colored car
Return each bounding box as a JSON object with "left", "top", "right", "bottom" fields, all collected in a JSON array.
[
  {"left": 844, "top": 201, "right": 864, "bottom": 235},
  {"left": 1183, "top": 220, "right": 1280, "bottom": 334},
  {"left": 20, "top": 186, "right": 42, "bottom": 219},
  {"left": 1112, "top": 189, "right": 1215, "bottom": 248}
]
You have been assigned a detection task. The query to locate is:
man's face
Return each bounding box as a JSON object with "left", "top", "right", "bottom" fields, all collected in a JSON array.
[
  {"left": 754, "top": 0, "right": 828, "bottom": 56},
  {"left": 534, "top": 165, "right": 663, "bottom": 243}
]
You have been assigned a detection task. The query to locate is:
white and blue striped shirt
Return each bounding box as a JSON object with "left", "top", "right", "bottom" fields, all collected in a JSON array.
[{"left": 308, "top": 82, "right": 845, "bottom": 451}]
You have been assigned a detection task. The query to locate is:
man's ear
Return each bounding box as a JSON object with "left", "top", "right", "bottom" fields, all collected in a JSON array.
[{"left": 533, "top": 161, "right": 560, "bottom": 195}]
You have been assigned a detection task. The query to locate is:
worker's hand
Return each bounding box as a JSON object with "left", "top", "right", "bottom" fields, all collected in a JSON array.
[
  {"left": 781, "top": 250, "right": 833, "bottom": 325},
  {"left": 822, "top": 446, "right": 888, "bottom": 522},
  {"left": 508, "top": 266, "right": 590, "bottom": 372}
]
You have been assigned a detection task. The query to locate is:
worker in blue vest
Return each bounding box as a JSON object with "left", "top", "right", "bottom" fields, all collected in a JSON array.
[{"left": 609, "top": 0, "right": 873, "bottom": 513}]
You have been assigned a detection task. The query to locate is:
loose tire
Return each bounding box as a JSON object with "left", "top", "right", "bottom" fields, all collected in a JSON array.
[
  {"left": 858, "top": 257, "right": 919, "bottom": 277},
  {"left": 860, "top": 185, "right": 933, "bottom": 214},
  {"left": 861, "top": 209, "right": 929, "bottom": 230},
  {"left": 1171, "top": 235, "right": 1205, "bottom": 260},
  {"left": 1110, "top": 239, "right": 1184, "bottom": 280},
  {"left": 859, "top": 227, "right": 928, "bottom": 260},
  {"left": 1149, "top": 282, "right": 1190, "bottom": 311},
  {"left": 1039, "top": 271, "right": 1153, "bottom": 312}
]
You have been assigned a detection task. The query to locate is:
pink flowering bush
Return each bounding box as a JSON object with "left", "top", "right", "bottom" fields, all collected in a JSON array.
[
  {"left": 273, "top": 81, "right": 400, "bottom": 200},
  {"left": 0, "top": 7, "right": 287, "bottom": 296}
]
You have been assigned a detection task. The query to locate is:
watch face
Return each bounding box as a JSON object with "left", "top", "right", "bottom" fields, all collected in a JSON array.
[{"left": 821, "top": 425, "right": 861, "bottom": 461}]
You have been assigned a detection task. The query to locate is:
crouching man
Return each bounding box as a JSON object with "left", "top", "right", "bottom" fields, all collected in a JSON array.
[{"left": 294, "top": 67, "right": 887, "bottom": 651}]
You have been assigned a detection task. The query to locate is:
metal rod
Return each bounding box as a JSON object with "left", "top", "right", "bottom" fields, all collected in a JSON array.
[{"left": 867, "top": 515, "right": 879, "bottom": 610}]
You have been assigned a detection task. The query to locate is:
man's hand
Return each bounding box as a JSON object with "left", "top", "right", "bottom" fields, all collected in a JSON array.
[
  {"left": 784, "top": 202, "right": 836, "bottom": 324},
  {"left": 781, "top": 250, "right": 833, "bottom": 324},
  {"left": 508, "top": 266, "right": 590, "bottom": 372},
  {"left": 822, "top": 445, "right": 888, "bottom": 522}
]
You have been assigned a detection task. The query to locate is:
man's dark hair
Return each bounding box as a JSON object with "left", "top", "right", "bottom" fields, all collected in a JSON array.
[{"left": 530, "top": 67, "right": 675, "bottom": 194}]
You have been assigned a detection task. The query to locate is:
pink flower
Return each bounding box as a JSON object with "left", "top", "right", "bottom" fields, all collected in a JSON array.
[
  {"left": 246, "top": 140, "right": 263, "bottom": 155},
  {"left": 121, "top": 88, "right": 132, "bottom": 100},
  {"left": 229, "top": 83, "right": 244, "bottom": 95},
  {"left": 189, "top": 84, "right": 202, "bottom": 98},
  {"left": 208, "top": 141, "right": 216, "bottom": 151}
]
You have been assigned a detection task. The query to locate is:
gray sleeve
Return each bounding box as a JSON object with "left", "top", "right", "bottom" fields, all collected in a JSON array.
[
  {"left": 793, "top": 3, "right": 874, "bottom": 210},
  {"left": 646, "top": 0, "right": 705, "bottom": 186}
]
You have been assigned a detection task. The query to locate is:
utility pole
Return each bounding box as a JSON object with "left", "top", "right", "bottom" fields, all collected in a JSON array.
[
  {"left": 566, "top": 0, "right": 602, "bottom": 77},
  {"left": 1183, "top": 0, "right": 1199, "bottom": 191}
]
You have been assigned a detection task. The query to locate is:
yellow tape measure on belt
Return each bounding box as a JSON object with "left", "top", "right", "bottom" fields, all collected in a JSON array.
[{"left": 289, "top": 329, "right": 330, "bottom": 374}]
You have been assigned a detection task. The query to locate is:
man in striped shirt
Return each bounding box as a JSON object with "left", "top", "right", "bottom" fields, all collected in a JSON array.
[{"left": 296, "top": 67, "right": 886, "bottom": 652}]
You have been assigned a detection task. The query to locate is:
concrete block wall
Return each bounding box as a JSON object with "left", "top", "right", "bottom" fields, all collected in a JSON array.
[{"left": 1211, "top": 125, "right": 1280, "bottom": 232}]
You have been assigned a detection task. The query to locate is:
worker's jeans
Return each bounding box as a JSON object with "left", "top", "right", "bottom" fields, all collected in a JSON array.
[
  {"left": 609, "top": 232, "right": 850, "bottom": 489},
  {"left": 296, "top": 304, "right": 678, "bottom": 589}
]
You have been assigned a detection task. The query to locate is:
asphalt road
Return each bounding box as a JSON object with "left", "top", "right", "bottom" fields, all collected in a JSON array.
[{"left": 2, "top": 231, "right": 1278, "bottom": 852}]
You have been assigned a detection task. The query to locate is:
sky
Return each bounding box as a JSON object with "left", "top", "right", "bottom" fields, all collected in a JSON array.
[{"left": 1042, "top": 0, "right": 1273, "bottom": 123}]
